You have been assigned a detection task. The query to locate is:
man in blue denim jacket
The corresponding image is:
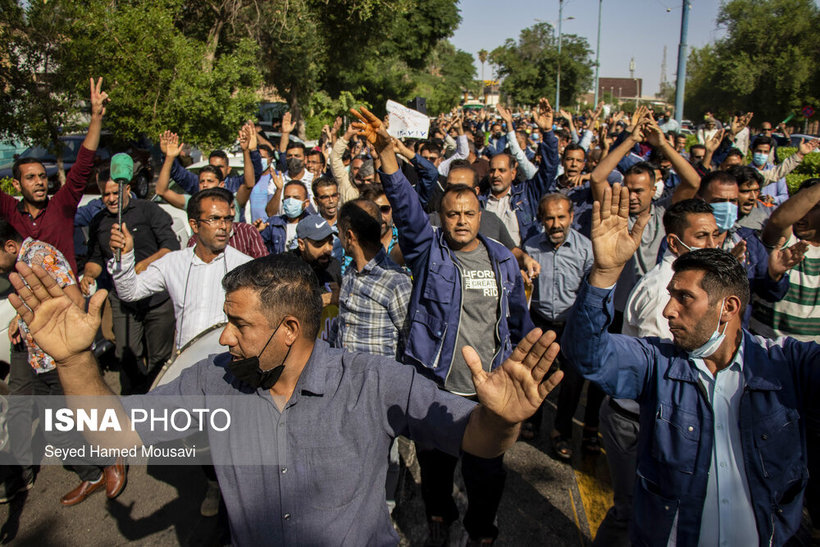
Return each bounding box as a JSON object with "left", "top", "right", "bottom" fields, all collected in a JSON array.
[
  {"left": 354, "top": 107, "right": 534, "bottom": 545},
  {"left": 563, "top": 184, "right": 819, "bottom": 546}
]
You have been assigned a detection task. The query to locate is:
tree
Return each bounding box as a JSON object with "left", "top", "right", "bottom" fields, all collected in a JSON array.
[
  {"left": 489, "top": 22, "right": 593, "bottom": 107},
  {"left": 478, "top": 49, "right": 488, "bottom": 81},
  {"left": 0, "top": 0, "right": 262, "bottom": 152},
  {"left": 684, "top": 0, "right": 820, "bottom": 122}
]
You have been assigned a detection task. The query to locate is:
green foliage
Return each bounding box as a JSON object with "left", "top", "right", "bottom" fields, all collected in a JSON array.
[
  {"left": 0, "top": 177, "right": 18, "bottom": 196},
  {"left": 684, "top": 0, "right": 820, "bottom": 121},
  {"left": 489, "top": 22, "right": 593, "bottom": 107},
  {"left": 772, "top": 147, "right": 820, "bottom": 193},
  {"left": 303, "top": 91, "right": 371, "bottom": 140},
  {"left": 1, "top": 0, "right": 262, "bottom": 151}
]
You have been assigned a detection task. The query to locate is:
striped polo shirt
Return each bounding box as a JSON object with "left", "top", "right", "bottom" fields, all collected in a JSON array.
[{"left": 750, "top": 234, "right": 820, "bottom": 342}]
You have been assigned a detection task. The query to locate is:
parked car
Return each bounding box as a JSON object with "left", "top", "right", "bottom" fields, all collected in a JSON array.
[
  {"left": 0, "top": 133, "right": 154, "bottom": 199},
  {"left": 788, "top": 134, "right": 818, "bottom": 147}
]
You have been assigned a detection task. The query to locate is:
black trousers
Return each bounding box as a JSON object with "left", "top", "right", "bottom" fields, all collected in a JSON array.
[
  {"left": 4, "top": 350, "right": 102, "bottom": 482},
  {"left": 109, "top": 294, "right": 175, "bottom": 394},
  {"left": 418, "top": 447, "right": 506, "bottom": 540}
]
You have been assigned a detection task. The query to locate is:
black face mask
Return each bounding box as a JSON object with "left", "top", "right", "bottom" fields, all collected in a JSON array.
[
  {"left": 227, "top": 319, "right": 291, "bottom": 390},
  {"left": 286, "top": 157, "right": 304, "bottom": 176}
]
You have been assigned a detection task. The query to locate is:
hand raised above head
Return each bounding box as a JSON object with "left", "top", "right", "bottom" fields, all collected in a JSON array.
[{"left": 349, "top": 107, "right": 392, "bottom": 151}]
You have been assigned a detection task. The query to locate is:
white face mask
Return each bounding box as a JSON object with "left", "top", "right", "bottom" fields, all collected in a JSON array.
[
  {"left": 688, "top": 298, "right": 727, "bottom": 359},
  {"left": 672, "top": 234, "right": 703, "bottom": 254},
  {"left": 653, "top": 180, "right": 664, "bottom": 200}
]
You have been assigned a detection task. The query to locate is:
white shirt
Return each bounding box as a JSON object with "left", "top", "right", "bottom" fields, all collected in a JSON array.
[
  {"left": 484, "top": 192, "right": 521, "bottom": 246},
  {"left": 109, "top": 246, "right": 253, "bottom": 349},
  {"left": 270, "top": 170, "right": 316, "bottom": 215},
  {"left": 692, "top": 337, "right": 758, "bottom": 547},
  {"left": 622, "top": 249, "right": 677, "bottom": 339}
]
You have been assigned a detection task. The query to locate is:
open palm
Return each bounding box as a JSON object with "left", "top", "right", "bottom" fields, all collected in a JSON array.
[
  {"left": 9, "top": 263, "right": 105, "bottom": 363},
  {"left": 467, "top": 329, "right": 563, "bottom": 424}
]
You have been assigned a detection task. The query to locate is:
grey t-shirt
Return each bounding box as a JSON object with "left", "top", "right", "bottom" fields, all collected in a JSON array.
[{"left": 446, "top": 243, "right": 500, "bottom": 395}]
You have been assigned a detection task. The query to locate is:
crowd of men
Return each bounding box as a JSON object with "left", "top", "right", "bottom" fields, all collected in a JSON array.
[{"left": 1, "top": 76, "right": 819, "bottom": 546}]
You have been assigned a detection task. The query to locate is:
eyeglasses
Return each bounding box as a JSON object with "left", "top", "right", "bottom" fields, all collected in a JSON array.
[
  {"left": 316, "top": 192, "right": 340, "bottom": 200},
  {"left": 197, "top": 215, "right": 234, "bottom": 227},
  {"left": 379, "top": 204, "right": 392, "bottom": 213}
]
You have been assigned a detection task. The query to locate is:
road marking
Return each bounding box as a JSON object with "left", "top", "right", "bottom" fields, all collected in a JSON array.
[{"left": 567, "top": 487, "right": 585, "bottom": 547}]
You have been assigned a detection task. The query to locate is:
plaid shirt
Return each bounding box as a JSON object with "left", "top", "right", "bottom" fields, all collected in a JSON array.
[
  {"left": 332, "top": 249, "right": 412, "bottom": 359},
  {"left": 17, "top": 238, "right": 77, "bottom": 373}
]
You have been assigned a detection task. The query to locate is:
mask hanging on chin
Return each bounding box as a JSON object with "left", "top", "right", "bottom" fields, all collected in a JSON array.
[
  {"left": 228, "top": 318, "right": 291, "bottom": 390},
  {"left": 688, "top": 299, "right": 728, "bottom": 359}
]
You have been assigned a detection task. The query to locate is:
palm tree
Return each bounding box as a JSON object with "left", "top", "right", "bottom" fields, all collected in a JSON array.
[{"left": 477, "top": 49, "right": 488, "bottom": 82}]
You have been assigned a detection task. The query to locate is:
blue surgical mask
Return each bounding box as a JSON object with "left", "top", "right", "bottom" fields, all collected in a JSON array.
[
  {"left": 262, "top": 157, "right": 271, "bottom": 171},
  {"left": 688, "top": 299, "right": 727, "bottom": 359},
  {"left": 711, "top": 202, "right": 738, "bottom": 232},
  {"left": 752, "top": 152, "right": 768, "bottom": 166},
  {"left": 283, "top": 197, "right": 304, "bottom": 219}
]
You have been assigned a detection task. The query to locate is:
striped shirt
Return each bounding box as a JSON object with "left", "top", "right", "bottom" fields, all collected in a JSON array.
[
  {"left": 750, "top": 234, "right": 820, "bottom": 342},
  {"left": 331, "top": 249, "right": 412, "bottom": 358}
]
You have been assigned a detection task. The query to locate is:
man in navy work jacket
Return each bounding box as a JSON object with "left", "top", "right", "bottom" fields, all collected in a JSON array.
[
  {"left": 353, "top": 106, "right": 533, "bottom": 545},
  {"left": 562, "top": 184, "right": 819, "bottom": 546}
]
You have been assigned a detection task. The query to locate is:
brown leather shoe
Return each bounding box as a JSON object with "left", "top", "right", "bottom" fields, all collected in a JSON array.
[
  {"left": 104, "top": 457, "right": 127, "bottom": 499},
  {"left": 60, "top": 475, "right": 105, "bottom": 506}
]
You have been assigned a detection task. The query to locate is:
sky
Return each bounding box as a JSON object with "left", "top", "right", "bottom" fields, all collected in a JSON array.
[{"left": 450, "top": 0, "right": 725, "bottom": 99}]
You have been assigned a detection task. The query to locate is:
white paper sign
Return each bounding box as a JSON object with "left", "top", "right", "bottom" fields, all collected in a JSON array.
[{"left": 386, "top": 100, "right": 430, "bottom": 139}]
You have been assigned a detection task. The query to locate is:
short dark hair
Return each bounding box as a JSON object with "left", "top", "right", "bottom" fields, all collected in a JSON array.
[
  {"left": 12, "top": 157, "right": 44, "bottom": 181},
  {"left": 0, "top": 218, "right": 22, "bottom": 244},
  {"left": 307, "top": 149, "right": 325, "bottom": 164},
  {"left": 420, "top": 141, "right": 442, "bottom": 156},
  {"left": 311, "top": 176, "right": 337, "bottom": 196},
  {"left": 662, "top": 199, "right": 715, "bottom": 237},
  {"left": 672, "top": 248, "right": 750, "bottom": 312},
  {"left": 283, "top": 180, "right": 308, "bottom": 200},
  {"left": 562, "top": 143, "right": 587, "bottom": 160},
  {"left": 689, "top": 144, "right": 706, "bottom": 154},
  {"left": 752, "top": 136, "right": 773, "bottom": 150},
  {"left": 358, "top": 184, "right": 386, "bottom": 202},
  {"left": 222, "top": 254, "right": 323, "bottom": 339},
  {"left": 199, "top": 165, "right": 225, "bottom": 183},
  {"left": 286, "top": 141, "right": 307, "bottom": 153},
  {"left": 258, "top": 144, "right": 273, "bottom": 155},
  {"left": 187, "top": 187, "right": 233, "bottom": 220},
  {"left": 338, "top": 201, "right": 382, "bottom": 250},
  {"left": 725, "top": 148, "right": 744, "bottom": 160},
  {"left": 537, "top": 193, "right": 573, "bottom": 220},
  {"left": 624, "top": 161, "right": 656, "bottom": 185},
  {"left": 728, "top": 165, "right": 763, "bottom": 187},
  {"left": 209, "top": 150, "right": 229, "bottom": 163},
  {"left": 698, "top": 170, "right": 737, "bottom": 198},
  {"left": 555, "top": 128, "right": 571, "bottom": 142}
]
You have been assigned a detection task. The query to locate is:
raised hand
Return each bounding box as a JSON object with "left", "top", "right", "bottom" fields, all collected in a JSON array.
[
  {"left": 466, "top": 328, "right": 564, "bottom": 424},
  {"left": 730, "top": 239, "right": 747, "bottom": 263},
  {"left": 89, "top": 77, "right": 109, "bottom": 119},
  {"left": 730, "top": 112, "right": 753, "bottom": 135},
  {"left": 281, "top": 111, "right": 296, "bottom": 134},
  {"left": 349, "top": 106, "right": 392, "bottom": 151},
  {"left": 645, "top": 120, "right": 667, "bottom": 148},
  {"left": 238, "top": 125, "right": 250, "bottom": 151},
  {"left": 253, "top": 218, "right": 269, "bottom": 232},
  {"left": 798, "top": 138, "right": 820, "bottom": 156},
  {"left": 532, "top": 98, "right": 554, "bottom": 133},
  {"left": 9, "top": 263, "right": 106, "bottom": 363},
  {"left": 590, "top": 184, "right": 650, "bottom": 273},
  {"left": 109, "top": 222, "right": 134, "bottom": 255},
  {"left": 161, "top": 131, "right": 184, "bottom": 158},
  {"left": 768, "top": 237, "right": 808, "bottom": 279},
  {"left": 496, "top": 104, "right": 513, "bottom": 128},
  {"left": 705, "top": 129, "right": 725, "bottom": 153},
  {"left": 391, "top": 137, "right": 415, "bottom": 161},
  {"left": 332, "top": 116, "right": 343, "bottom": 135}
]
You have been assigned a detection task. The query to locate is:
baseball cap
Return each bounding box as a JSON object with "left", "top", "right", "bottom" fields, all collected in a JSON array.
[{"left": 296, "top": 215, "right": 334, "bottom": 241}]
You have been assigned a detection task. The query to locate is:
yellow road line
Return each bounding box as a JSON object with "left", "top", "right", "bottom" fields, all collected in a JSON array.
[{"left": 567, "top": 487, "right": 585, "bottom": 547}]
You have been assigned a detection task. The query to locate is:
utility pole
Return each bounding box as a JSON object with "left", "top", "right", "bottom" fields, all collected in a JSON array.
[
  {"left": 593, "top": 0, "right": 603, "bottom": 106},
  {"left": 674, "top": 0, "right": 692, "bottom": 124},
  {"left": 556, "top": 0, "right": 564, "bottom": 110}
]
